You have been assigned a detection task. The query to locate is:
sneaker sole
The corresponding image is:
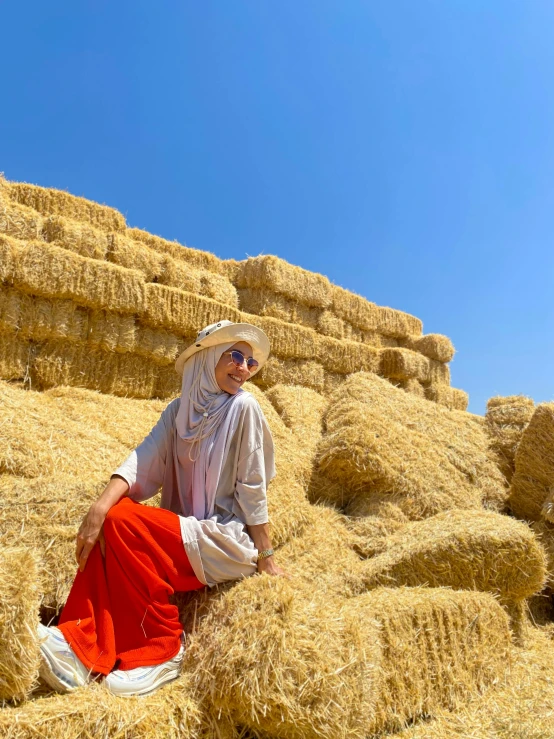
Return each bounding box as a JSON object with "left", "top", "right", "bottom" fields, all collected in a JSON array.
[
  {"left": 39, "top": 641, "right": 87, "bottom": 693},
  {"left": 106, "top": 665, "right": 181, "bottom": 698}
]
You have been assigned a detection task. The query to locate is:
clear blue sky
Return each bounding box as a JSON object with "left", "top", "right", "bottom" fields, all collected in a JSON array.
[{"left": 1, "top": 1, "right": 553, "bottom": 414}]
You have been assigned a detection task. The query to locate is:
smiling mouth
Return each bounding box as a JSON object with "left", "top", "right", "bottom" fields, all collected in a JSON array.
[{"left": 229, "top": 374, "right": 242, "bottom": 384}]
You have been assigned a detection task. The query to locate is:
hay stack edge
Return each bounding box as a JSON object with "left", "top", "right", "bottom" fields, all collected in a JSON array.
[{"left": 1, "top": 176, "right": 554, "bottom": 739}]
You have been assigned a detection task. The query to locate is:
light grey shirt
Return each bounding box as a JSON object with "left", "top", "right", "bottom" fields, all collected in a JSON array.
[{"left": 113, "top": 392, "right": 276, "bottom": 587}]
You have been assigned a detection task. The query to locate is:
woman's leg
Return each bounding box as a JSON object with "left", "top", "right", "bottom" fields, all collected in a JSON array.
[{"left": 58, "top": 498, "right": 205, "bottom": 675}]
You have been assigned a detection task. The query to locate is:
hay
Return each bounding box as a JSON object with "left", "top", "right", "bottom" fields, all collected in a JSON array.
[
  {"left": 143, "top": 283, "right": 241, "bottom": 335},
  {"left": 376, "top": 306, "right": 423, "bottom": 339},
  {"left": 0, "top": 333, "right": 34, "bottom": 381},
  {"left": 42, "top": 215, "right": 109, "bottom": 260},
  {"left": 0, "top": 288, "right": 88, "bottom": 345},
  {"left": 395, "top": 378, "right": 426, "bottom": 398},
  {"left": 7, "top": 181, "right": 126, "bottom": 232},
  {"left": 509, "top": 402, "right": 554, "bottom": 521},
  {"left": 0, "top": 548, "right": 42, "bottom": 702},
  {"left": 401, "top": 333, "right": 455, "bottom": 363},
  {"left": 316, "top": 372, "right": 504, "bottom": 518},
  {"left": 32, "top": 341, "right": 162, "bottom": 399},
  {"left": 380, "top": 347, "right": 451, "bottom": 385},
  {"left": 109, "top": 234, "right": 238, "bottom": 306},
  {"left": 0, "top": 675, "right": 202, "bottom": 738},
  {"left": 331, "top": 284, "right": 380, "bottom": 331},
  {"left": 237, "top": 287, "right": 320, "bottom": 330},
  {"left": 0, "top": 197, "right": 43, "bottom": 242},
  {"left": 251, "top": 356, "right": 326, "bottom": 393},
  {"left": 0, "top": 380, "right": 141, "bottom": 479},
  {"left": 7, "top": 238, "right": 146, "bottom": 316},
  {"left": 126, "top": 226, "right": 224, "bottom": 274},
  {"left": 351, "top": 587, "right": 510, "bottom": 734},
  {"left": 529, "top": 519, "right": 554, "bottom": 591},
  {"left": 186, "top": 576, "right": 510, "bottom": 738},
  {"left": 358, "top": 509, "right": 547, "bottom": 606},
  {"left": 235, "top": 255, "right": 333, "bottom": 308},
  {"left": 486, "top": 395, "right": 535, "bottom": 485},
  {"left": 425, "top": 384, "right": 469, "bottom": 411},
  {"left": 387, "top": 625, "right": 554, "bottom": 739}
]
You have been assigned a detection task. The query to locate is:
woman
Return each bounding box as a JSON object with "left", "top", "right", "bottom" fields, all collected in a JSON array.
[{"left": 38, "top": 320, "right": 285, "bottom": 697}]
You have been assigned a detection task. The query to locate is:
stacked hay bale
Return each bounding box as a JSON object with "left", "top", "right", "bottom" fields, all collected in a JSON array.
[
  {"left": 229, "top": 254, "right": 467, "bottom": 409},
  {"left": 486, "top": 395, "right": 535, "bottom": 484},
  {"left": 0, "top": 177, "right": 547, "bottom": 737},
  {"left": 0, "top": 176, "right": 467, "bottom": 409},
  {"left": 0, "top": 548, "right": 42, "bottom": 702},
  {"left": 507, "top": 402, "right": 554, "bottom": 589}
]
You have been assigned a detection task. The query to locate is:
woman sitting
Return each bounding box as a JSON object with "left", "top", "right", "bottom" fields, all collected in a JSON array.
[{"left": 38, "top": 320, "right": 286, "bottom": 697}]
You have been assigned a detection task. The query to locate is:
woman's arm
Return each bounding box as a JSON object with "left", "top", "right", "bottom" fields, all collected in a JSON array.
[
  {"left": 75, "top": 475, "right": 129, "bottom": 572},
  {"left": 246, "top": 522, "right": 289, "bottom": 577}
]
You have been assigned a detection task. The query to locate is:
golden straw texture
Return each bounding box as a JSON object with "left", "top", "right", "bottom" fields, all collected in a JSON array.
[
  {"left": 358, "top": 509, "right": 546, "bottom": 605},
  {"left": 42, "top": 215, "right": 109, "bottom": 260},
  {"left": 486, "top": 395, "right": 535, "bottom": 485},
  {"left": 401, "top": 333, "right": 455, "bottom": 362},
  {"left": 380, "top": 347, "right": 451, "bottom": 385},
  {"left": 425, "top": 384, "right": 469, "bottom": 411},
  {"left": 127, "top": 226, "right": 224, "bottom": 274},
  {"left": 187, "top": 577, "right": 510, "bottom": 739},
  {"left": 316, "top": 372, "right": 504, "bottom": 518},
  {"left": 0, "top": 548, "right": 42, "bottom": 702},
  {"left": 509, "top": 403, "right": 554, "bottom": 521},
  {"left": 7, "top": 182, "right": 126, "bottom": 232}
]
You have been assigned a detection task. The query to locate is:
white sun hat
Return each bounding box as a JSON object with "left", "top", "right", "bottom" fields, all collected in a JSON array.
[{"left": 175, "top": 320, "right": 270, "bottom": 376}]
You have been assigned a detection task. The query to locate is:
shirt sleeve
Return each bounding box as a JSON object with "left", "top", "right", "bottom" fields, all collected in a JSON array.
[
  {"left": 112, "top": 399, "right": 178, "bottom": 502},
  {"left": 232, "top": 397, "right": 276, "bottom": 526}
]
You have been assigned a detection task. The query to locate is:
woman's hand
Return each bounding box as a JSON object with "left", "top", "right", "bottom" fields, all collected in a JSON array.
[
  {"left": 76, "top": 503, "right": 106, "bottom": 572},
  {"left": 257, "top": 555, "right": 290, "bottom": 578}
]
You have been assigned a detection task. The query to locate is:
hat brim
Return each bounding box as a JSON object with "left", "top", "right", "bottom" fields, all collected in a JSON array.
[{"left": 175, "top": 323, "right": 270, "bottom": 376}]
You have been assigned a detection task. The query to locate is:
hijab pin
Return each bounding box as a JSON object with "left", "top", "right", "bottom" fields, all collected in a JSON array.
[{"left": 203, "top": 412, "right": 209, "bottom": 418}]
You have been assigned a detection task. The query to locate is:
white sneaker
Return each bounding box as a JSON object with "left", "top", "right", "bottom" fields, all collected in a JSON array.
[
  {"left": 104, "top": 642, "right": 185, "bottom": 697},
  {"left": 37, "top": 622, "right": 92, "bottom": 693}
]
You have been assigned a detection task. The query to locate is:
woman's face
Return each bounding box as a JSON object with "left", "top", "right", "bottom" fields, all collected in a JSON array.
[{"left": 214, "top": 341, "right": 255, "bottom": 394}]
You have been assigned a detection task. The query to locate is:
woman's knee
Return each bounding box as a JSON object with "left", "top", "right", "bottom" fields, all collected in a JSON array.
[{"left": 104, "top": 497, "right": 136, "bottom": 529}]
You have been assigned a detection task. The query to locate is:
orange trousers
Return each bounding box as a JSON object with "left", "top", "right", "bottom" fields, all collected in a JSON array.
[{"left": 58, "top": 497, "right": 205, "bottom": 675}]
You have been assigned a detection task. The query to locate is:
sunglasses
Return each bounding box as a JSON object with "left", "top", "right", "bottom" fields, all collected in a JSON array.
[{"left": 223, "top": 350, "right": 259, "bottom": 372}]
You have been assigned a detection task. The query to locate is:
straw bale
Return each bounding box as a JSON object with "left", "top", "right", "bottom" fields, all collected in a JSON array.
[
  {"left": 344, "top": 514, "right": 406, "bottom": 558},
  {"left": 0, "top": 288, "right": 88, "bottom": 345},
  {"left": 401, "top": 333, "right": 455, "bottom": 363},
  {"left": 107, "top": 231, "right": 165, "bottom": 281},
  {"left": 317, "top": 310, "right": 363, "bottom": 342},
  {"left": 0, "top": 332, "right": 34, "bottom": 381},
  {"left": 221, "top": 257, "right": 242, "bottom": 283},
  {"left": 0, "top": 547, "right": 42, "bottom": 702},
  {"left": 425, "top": 384, "right": 469, "bottom": 411},
  {"left": 144, "top": 283, "right": 241, "bottom": 335},
  {"left": 358, "top": 509, "right": 547, "bottom": 605},
  {"left": 7, "top": 181, "right": 126, "bottom": 232},
  {"left": 0, "top": 197, "right": 43, "bottom": 242},
  {"left": 86, "top": 309, "right": 137, "bottom": 355},
  {"left": 331, "top": 284, "right": 380, "bottom": 331},
  {"left": 245, "top": 384, "right": 315, "bottom": 545},
  {"left": 350, "top": 587, "right": 510, "bottom": 734},
  {"left": 264, "top": 384, "right": 327, "bottom": 484},
  {"left": 487, "top": 394, "right": 535, "bottom": 410},
  {"left": 509, "top": 403, "right": 554, "bottom": 521},
  {"left": 323, "top": 370, "right": 347, "bottom": 396},
  {"left": 42, "top": 215, "right": 109, "bottom": 260},
  {"left": 11, "top": 241, "right": 146, "bottom": 315},
  {"left": 32, "top": 341, "right": 159, "bottom": 399},
  {"left": 396, "top": 378, "right": 426, "bottom": 398},
  {"left": 380, "top": 347, "right": 451, "bottom": 385},
  {"left": 187, "top": 576, "right": 510, "bottom": 739},
  {"left": 529, "top": 520, "right": 554, "bottom": 590},
  {"left": 316, "top": 372, "right": 505, "bottom": 519},
  {"left": 237, "top": 287, "right": 320, "bottom": 329},
  {"left": 0, "top": 233, "right": 20, "bottom": 283},
  {"left": 0, "top": 674, "right": 202, "bottom": 738},
  {"left": 486, "top": 396, "right": 535, "bottom": 485},
  {"left": 235, "top": 255, "right": 333, "bottom": 309},
  {"left": 154, "top": 365, "right": 183, "bottom": 399},
  {"left": 376, "top": 306, "right": 423, "bottom": 339},
  {"left": 0, "top": 381, "right": 137, "bottom": 479},
  {"left": 276, "top": 505, "right": 365, "bottom": 598},
  {"left": 252, "top": 356, "right": 325, "bottom": 393},
  {"left": 166, "top": 259, "right": 238, "bottom": 307},
  {"left": 135, "top": 324, "right": 185, "bottom": 366},
  {"left": 127, "top": 226, "right": 224, "bottom": 274}
]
